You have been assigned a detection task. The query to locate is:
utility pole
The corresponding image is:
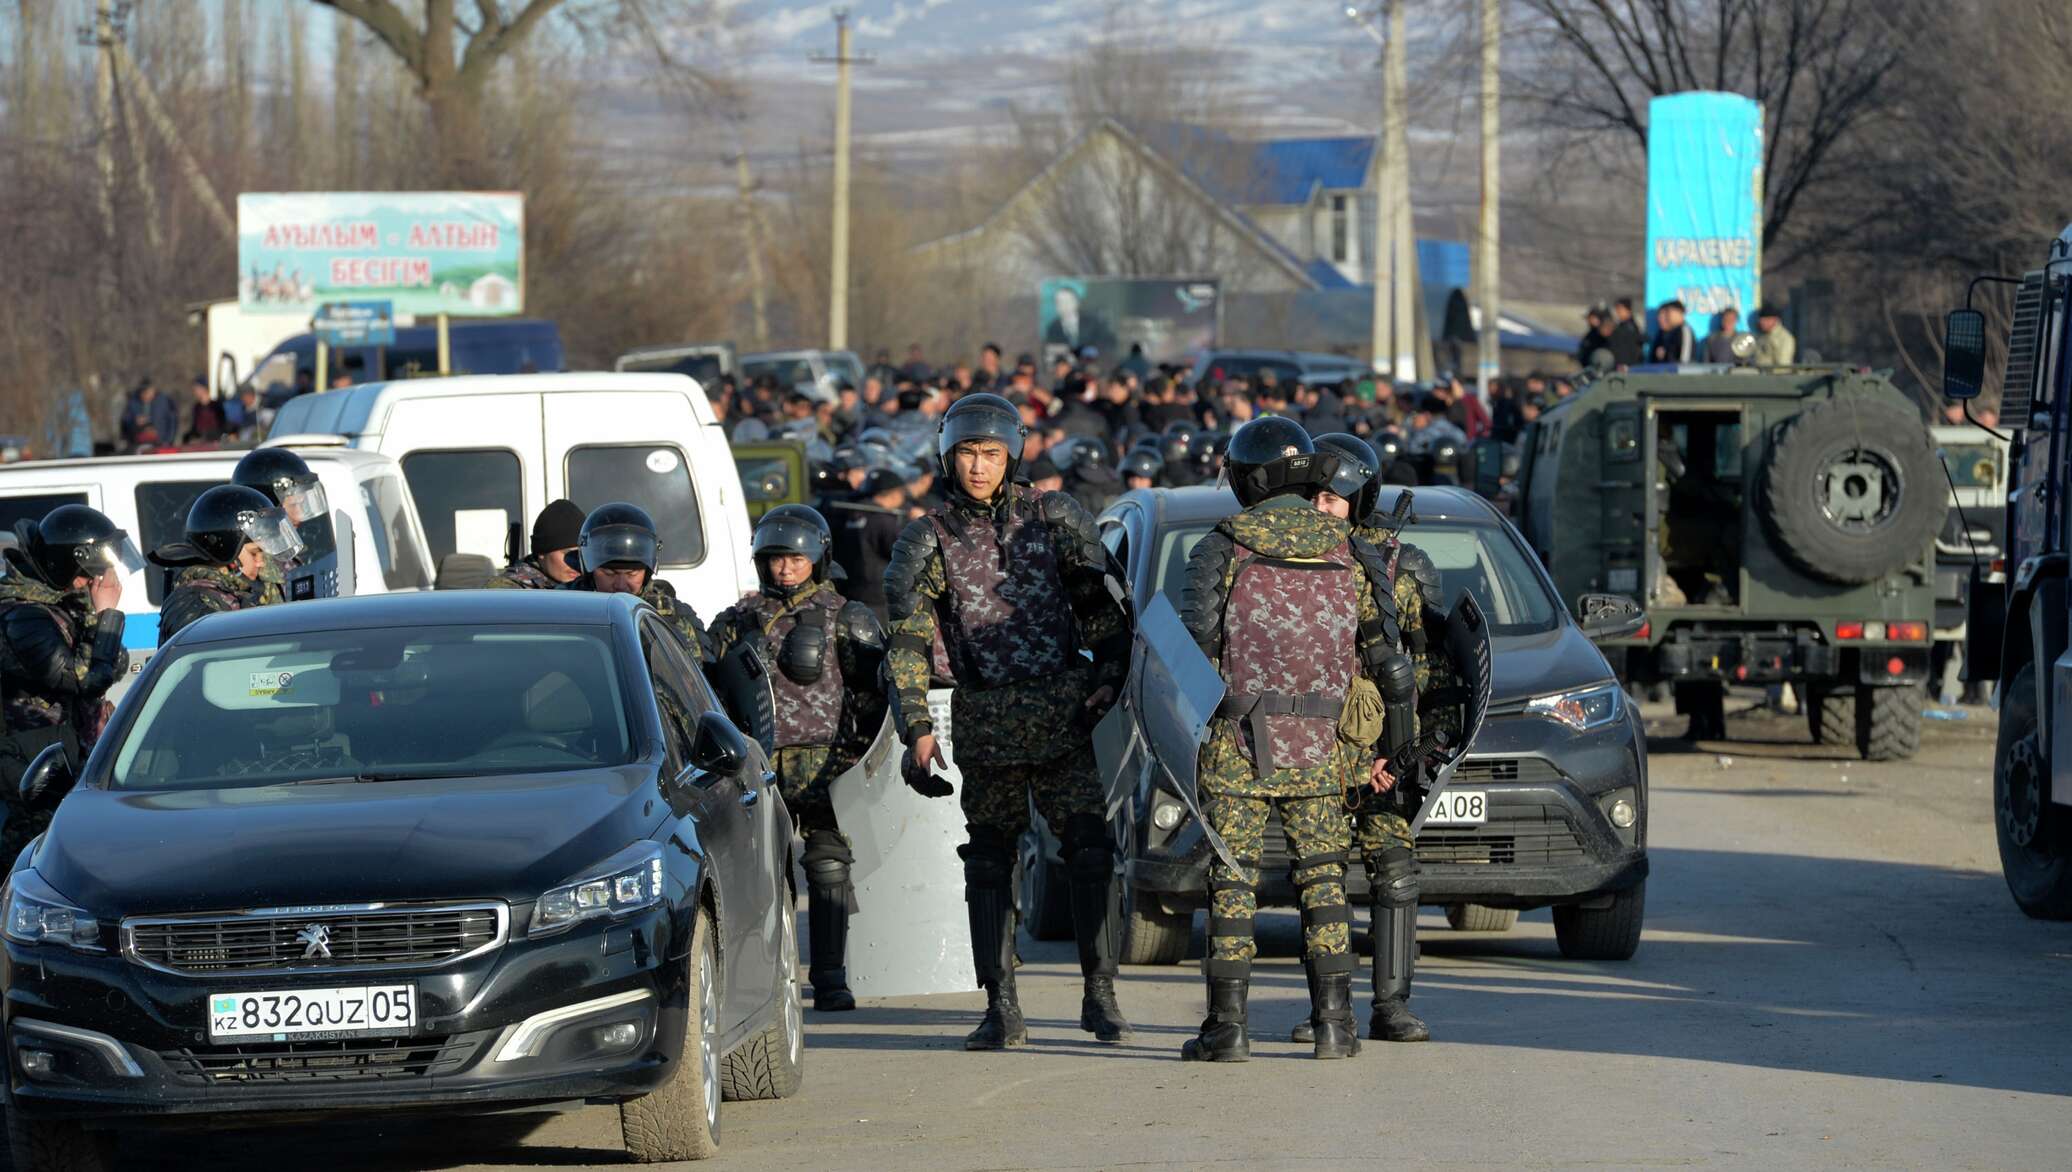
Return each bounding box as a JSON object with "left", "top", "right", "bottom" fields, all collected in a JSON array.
[
  {"left": 91, "top": 0, "right": 117, "bottom": 252},
  {"left": 735, "top": 150, "right": 773, "bottom": 351},
  {"left": 1474, "top": 0, "right": 1500, "bottom": 406},
  {"left": 1385, "top": 0, "right": 1419, "bottom": 385},
  {"left": 812, "top": 11, "right": 873, "bottom": 352}
]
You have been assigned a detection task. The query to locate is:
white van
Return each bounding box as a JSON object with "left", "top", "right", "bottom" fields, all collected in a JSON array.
[
  {"left": 267, "top": 372, "right": 758, "bottom": 620},
  {"left": 0, "top": 448, "right": 434, "bottom": 672}
]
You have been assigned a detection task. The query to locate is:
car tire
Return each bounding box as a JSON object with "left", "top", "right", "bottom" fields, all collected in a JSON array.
[
  {"left": 1121, "top": 892, "right": 1193, "bottom": 965},
  {"left": 620, "top": 912, "right": 721, "bottom": 1163},
  {"left": 5, "top": 1114, "right": 116, "bottom": 1172},
  {"left": 1761, "top": 394, "right": 1945, "bottom": 586},
  {"left": 1994, "top": 665, "right": 2072, "bottom": 919},
  {"left": 1018, "top": 833, "right": 1074, "bottom": 942},
  {"left": 721, "top": 888, "right": 805, "bottom": 1102},
  {"left": 1807, "top": 685, "right": 1856, "bottom": 747},
  {"left": 1552, "top": 881, "right": 1645, "bottom": 961},
  {"left": 1856, "top": 684, "right": 1922, "bottom": 761},
  {"left": 1445, "top": 903, "right": 1519, "bottom": 933}
]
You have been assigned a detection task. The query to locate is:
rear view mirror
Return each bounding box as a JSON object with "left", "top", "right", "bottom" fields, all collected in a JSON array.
[
  {"left": 17, "top": 742, "right": 76, "bottom": 811},
  {"left": 1576, "top": 593, "right": 1647, "bottom": 641},
  {"left": 1943, "top": 309, "right": 1987, "bottom": 402},
  {"left": 689, "top": 712, "right": 749, "bottom": 777}
]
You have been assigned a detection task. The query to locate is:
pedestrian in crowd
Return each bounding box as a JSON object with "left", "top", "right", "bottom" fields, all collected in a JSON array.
[
  {"left": 1753, "top": 305, "right": 1797, "bottom": 366},
  {"left": 183, "top": 376, "right": 226, "bottom": 444},
  {"left": 1024, "top": 452, "right": 1066, "bottom": 494},
  {"left": 884, "top": 392, "right": 1134, "bottom": 1050},
  {"left": 1608, "top": 298, "right": 1646, "bottom": 367},
  {"left": 867, "top": 348, "right": 900, "bottom": 388},
  {"left": 1706, "top": 307, "right": 1744, "bottom": 363},
  {"left": 1579, "top": 306, "right": 1607, "bottom": 367},
  {"left": 1117, "top": 342, "right": 1152, "bottom": 381},
  {"left": 708, "top": 506, "right": 887, "bottom": 1013},
  {"left": 973, "top": 343, "right": 1004, "bottom": 392},
  {"left": 1490, "top": 378, "right": 1523, "bottom": 443},
  {"left": 486, "top": 499, "right": 585, "bottom": 589},
  {"left": 828, "top": 468, "right": 908, "bottom": 622},
  {"left": 902, "top": 343, "right": 933, "bottom": 383},
  {"left": 222, "top": 383, "right": 265, "bottom": 440},
  {"left": 1119, "top": 446, "right": 1163, "bottom": 492},
  {"left": 119, "top": 378, "right": 177, "bottom": 452},
  {"left": 0, "top": 506, "right": 133, "bottom": 863},
  {"left": 1178, "top": 418, "right": 1397, "bottom": 1062},
  {"left": 560, "top": 502, "right": 709, "bottom": 661},
  {"left": 148, "top": 485, "right": 288, "bottom": 644},
  {"left": 1649, "top": 300, "right": 1697, "bottom": 364}
]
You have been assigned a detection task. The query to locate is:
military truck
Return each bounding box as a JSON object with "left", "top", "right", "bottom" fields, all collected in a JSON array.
[
  {"left": 1515, "top": 365, "right": 1943, "bottom": 760},
  {"left": 1940, "top": 226, "right": 2072, "bottom": 918}
]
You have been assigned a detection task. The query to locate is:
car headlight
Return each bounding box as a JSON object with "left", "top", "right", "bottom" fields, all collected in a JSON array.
[
  {"left": 1524, "top": 682, "right": 1624, "bottom": 732},
  {"left": 532, "top": 842, "right": 666, "bottom": 937},
  {"left": 2, "top": 870, "right": 103, "bottom": 952}
]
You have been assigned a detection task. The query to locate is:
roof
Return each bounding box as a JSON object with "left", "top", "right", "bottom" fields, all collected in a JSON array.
[
  {"left": 266, "top": 371, "right": 715, "bottom": 437},
  {"left": 167, "top": 588, "right": 641, "bottom": 645},
  {"left": 0, "top": 447, "right": 395, "bottom": 478},
  {"left": 1248, "top": 137, "right": 1377, "bottom": 205}
]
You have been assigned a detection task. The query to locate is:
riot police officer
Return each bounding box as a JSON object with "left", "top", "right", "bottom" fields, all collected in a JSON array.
[
  {"left": 231, "top": 447, "right": 332, "bottom": 604},
  {"left": 487, "top": 499, "right": 585, "bottom": 589},
  {"left": 1, "top": 506, "right": 137, "bottom": 862},
  {"left": 1159, "top": 423, "right": 1204, "bottom": 487},
  {"left": 708, "top": 506, "right": 886, "bottom": 1012},
  {"left": 1049, "top": 435, "right": 1122, "bottom": 514},
  {"left": 1178, "top": 418, "right": 1397, "bottom": 1062},
  {"left": 884, "top": 392, "right": 1134, "bottom": 1050},
  {"left": 149, "top": 486, "right": 298, "bottom": 644},
  {"left": 561, "top": 503, "right": 709, "bottom": 661},
  {"left": 1119, "top": 446, "right": 1164, "bottom": 493}
]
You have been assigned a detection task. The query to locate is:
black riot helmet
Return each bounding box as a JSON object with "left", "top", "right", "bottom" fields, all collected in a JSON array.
[
  {"left": 575, "top": 502, "right": 661, "bottom": 577},
  {"left": 1160, "top": 421, "right": 1200, "bottom": 464},
  {"left": 154, "top": 485, "right": 302, "bottom": 567},
  {"left": 18, "top": 504, "right": 143, "bottom": 588},
  {"left": 752, "top": 504, "right": 832, "bottom": 585},
  {"left": 1119, "top": 447, "right": 1165, "bottom": 483},
  {"left": 1049, "top": 435, "right": 1110, "bottom": 476},
  {"left": 1372, "top": 428, "right": 1406, "bottom": 466},
  {"left": 1312, "top": 432, "right": 1382, "bottom": 521},
  {"left": 935, "top": 391, "right": 1028, "bottom": 483},
  {"left": 233, "top": 447, "right": 329, "bottom": 521},
  {"left": 1222, "top": 416, "right": 1338, "bottom": 508}
]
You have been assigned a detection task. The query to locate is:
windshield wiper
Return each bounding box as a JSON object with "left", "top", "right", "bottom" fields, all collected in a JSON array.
[{"left": 278, "top": 769, "right": 472, "bottom": 786}]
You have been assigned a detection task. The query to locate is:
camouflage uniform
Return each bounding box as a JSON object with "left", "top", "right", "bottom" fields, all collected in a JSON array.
[
  {"left": 255, "top": 551, "right": 288, "bottom": 606},
  {"left": 158, "top": 565, "right": 265, "bottom": 645},
  {"left": 0, "top": 551, "right": 127, "bottom": 863},
  {"left": 484, "top": 557, "right": 559, "bottom": 590},
  {"left": 562, "top": 574, "right": 710, "bottom": 664}
]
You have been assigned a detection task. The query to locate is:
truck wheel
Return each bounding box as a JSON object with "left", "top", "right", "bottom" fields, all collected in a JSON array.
[
  {"left": 6, "top": 1115, "right": 116, "bottom": 1172},
  {"left": 1444, "top": 903, "right": 1518, "bottom": 932},
  {"left": 720, "top": 889, "right": 804, "bottom": 1102},
  {"left": 1856, "top": 684, "right": 1922, "bottom": 761},
  {"left": 1121, "top": 892, "right": 1193, "bottom": 965},
  {"left": 1807, "top": 685, "right": 1856, "bottom": 747},
  {"left": 620, "top": 913, "right": 721, "bottom": 1162},
  {"left": 1552, "top": 882, "right": 1645, "bottom": 961},
  {"left": 1995, "top": 665, "right": 2072, "bottom": 919},
  {"left": 1761, "top": 394, "right": 1945, "bottom": 586},
  {"left": 1676, "top": 682, "right": 1727, "bottom": 740},
  {"left": 1018, "top": 833, "right": 1074, "bottom": 942}
]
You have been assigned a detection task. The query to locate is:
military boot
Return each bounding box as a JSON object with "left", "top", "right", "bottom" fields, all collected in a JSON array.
[
  {"left": 1179, "top": 976, "right": 1250, "bottom": 1062},
  {"left": 1369, "top": 896, "right": 1431, "bottom": 1043},
  {"left": 963, "top": 877, "right": 1027, "bottom": 1051},
  {"left": 1307, "top": 962, "right": 1361, "bottom": 1059},
  {"left": 806, "top": 884, "right": 855, "bottom": 1012},
  {"left": 1068, "top": 845, "right": 1133, "bottom": 1042}
]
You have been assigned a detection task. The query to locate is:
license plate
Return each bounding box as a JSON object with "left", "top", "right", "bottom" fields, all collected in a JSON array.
[
  {"left": 1424, "top": 790, "right": 1488, "bottom": 826},
  {"left": 208, "top": 984, "right": 416, "bottom": 1042}
]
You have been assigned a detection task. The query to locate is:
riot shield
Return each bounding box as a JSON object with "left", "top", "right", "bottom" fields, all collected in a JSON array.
[
  {"left": 704, "top": 639, "right": 778, "bottom": 754},
  {"left": 284, "top": 513, "right": 353, "bottom": 601},
  {"left": 1408, "top": 591, "right": 1495, "bottom": 833},
  {"left": 1124, "top": 595, "right": 1240, "bottom": 872}
]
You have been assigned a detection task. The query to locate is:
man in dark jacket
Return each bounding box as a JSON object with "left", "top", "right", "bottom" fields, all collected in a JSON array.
[
  {"left": 827, "top": 469, "right": 908, "bottom": 622},
  {"left": 487, "top": 499, "right": 585, "bottom": 589},
  {"left": 1608, "top": 298, "right": 1645, "bottom": 367},
  {"left": 1649, "top": 299, "right": 1696, "bottom": 364}
]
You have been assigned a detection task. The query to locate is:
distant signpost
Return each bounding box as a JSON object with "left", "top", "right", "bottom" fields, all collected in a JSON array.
[{"left": 312, "top": 300, "right": 397, "bottom": 348}]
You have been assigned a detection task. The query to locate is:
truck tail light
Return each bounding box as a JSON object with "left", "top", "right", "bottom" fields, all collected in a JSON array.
[
  {"left": 1836, "top": 621, "right": 1864, "bottom": 640},
  {"left": 1888, "top": 621, "right": 1928, "bottom": 642}
]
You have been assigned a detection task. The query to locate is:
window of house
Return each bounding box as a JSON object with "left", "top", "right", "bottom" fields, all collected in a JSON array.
[{"left": 1330, "top": 194, "right": 1351, "bottom": 264}]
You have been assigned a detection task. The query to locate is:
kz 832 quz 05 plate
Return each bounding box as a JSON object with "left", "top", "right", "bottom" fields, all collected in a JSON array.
[{"left": 208, "top": 984, "right": 416, "bottom": 1042}]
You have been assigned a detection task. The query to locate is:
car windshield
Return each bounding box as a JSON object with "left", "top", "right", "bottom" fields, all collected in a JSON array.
[
  {"left": 105, "top": 624, "right": 632, "bottom": 790},
  {"left": 1152, "top": 513, "right": 1559, "bottom": 636}
]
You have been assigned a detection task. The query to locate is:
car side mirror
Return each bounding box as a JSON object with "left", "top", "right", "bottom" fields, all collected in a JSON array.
[
  {"left": 1942, "top": 309, "right": 1987, "bottom": 402},
  {"left": 1576, "top": 593, "right": 1647, "bottom": 641},
  {"left": 689, "top": 712, "right": 749, "bottom": 777},
  {"left": 18, "top": 742, "right": 76, "bottom": 811}
]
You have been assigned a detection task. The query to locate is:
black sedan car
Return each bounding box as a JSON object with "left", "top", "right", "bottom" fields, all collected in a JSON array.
[
  {"left": 1095, "top": 485, "right": 1650, "bottom": 964},
  {"left": 1, "top": 591, "right": 799, "bottom": 1168}
]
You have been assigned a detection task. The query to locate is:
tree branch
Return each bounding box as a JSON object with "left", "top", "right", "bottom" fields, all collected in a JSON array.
[{"left": 315, "top": 0, "right": 424, "bottom": 74}]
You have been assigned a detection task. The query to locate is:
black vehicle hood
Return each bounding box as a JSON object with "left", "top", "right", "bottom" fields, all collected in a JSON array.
[
  {"left": 1491, "top": 623, "right": 1616, "bottom": 704},
  {"left": 34, "top": 768, "right": 664, "bottom": 916}
]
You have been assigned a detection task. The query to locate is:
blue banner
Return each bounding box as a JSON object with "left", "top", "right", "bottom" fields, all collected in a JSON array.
[
  {"left": 1645, "top": 93, "right": 1763, "bottom": 340},
  {"left": 312, "top": 300, "right": 397, "bottom": 348}
]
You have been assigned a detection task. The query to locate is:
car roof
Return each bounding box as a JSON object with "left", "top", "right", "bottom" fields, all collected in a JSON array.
[
  {"left": 165, "top": 589, "right": 641, "bottom": 645},
  {"left": 268, "top": 371, "right": 715, "bottom": 435},
  {"left": 1118, "top": 483, "right": 1500, "bottom": 530},
  {"left": 0, "top": 447, "right": 393, "bottom": 478}
]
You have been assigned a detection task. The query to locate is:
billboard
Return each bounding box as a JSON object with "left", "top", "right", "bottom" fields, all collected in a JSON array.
[
  {"left": 1038, "top": 278, "right": 1218, "bottom": 367},
  {"left": 237, "top": 192, "right": 524, "bottom": 317},
  {"left": 1644, "top": 93, "right": 1762, "bottom": 339}
]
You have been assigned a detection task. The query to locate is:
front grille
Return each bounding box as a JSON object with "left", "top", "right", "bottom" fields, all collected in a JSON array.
[
  {"left": 159, "top": 1035, "right": 469, "bottom": 1085},
  {"left": 1449, "top": 757, "right": 1566, "bottom": 785},
  {"left": 1418, "top": 803, "right": 1589, "bottom": 867},
  {"left": 125, "top": 904, "right": 505, "bottom": 975}
]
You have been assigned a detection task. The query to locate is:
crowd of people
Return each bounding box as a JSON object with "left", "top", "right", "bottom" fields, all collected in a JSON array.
[{"left": 1578, "top": 297, "right": 1798, "bottom": 369}]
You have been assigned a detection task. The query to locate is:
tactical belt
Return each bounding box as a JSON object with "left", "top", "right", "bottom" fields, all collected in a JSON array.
[{"left": 1216, "top": 691, "right": 1343, "bottom": 773}]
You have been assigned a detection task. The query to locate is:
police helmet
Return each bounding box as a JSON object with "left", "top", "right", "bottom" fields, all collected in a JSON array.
[
  {"left": 1161, "top": 422, "right": 1201, "bottom": 464},
  {"left": 1222, "top": 417, "right": 1338, "bottom": 508},
  {"left": 1312, "top": 432, "right": 1382, "bottom": 521},
  {"left": 1372, "top": 429, "right": 1406, "bottom": 466},
  {"left": 575, "top": 502, "right": 661, "bottom": 576},
  {"left": 232, "top": 448, "right": 329, "bottom": 521},
  {"left": 1049, "top": 435, "right": 1111, "bottom": 475},
  {"left": 1119, "top": 448, "right": 1165, "bottom": 483},
  {"left": 829, "top": 446, "right": 869, "bottom": 473},
  {"left": 169, "top": 485, "right": 301, "bottom": 567},
  {"left": 935, "top": 392, "right": 1027, "bottom": 482},
  {"left": 753, "top": 504, "right": 832, "bottom": 584},
  {"left": 18, "top": 504, "right": 143, "bottom": 588}
]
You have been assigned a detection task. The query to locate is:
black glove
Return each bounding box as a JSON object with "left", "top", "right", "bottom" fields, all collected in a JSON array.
[{"left": 901, "top": 747, "right": 953, "bottom": 798}]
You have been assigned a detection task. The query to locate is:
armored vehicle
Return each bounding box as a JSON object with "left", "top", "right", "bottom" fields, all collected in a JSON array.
[{"left": 1515, "top": 365, "right": 1942, "bottom": 760}]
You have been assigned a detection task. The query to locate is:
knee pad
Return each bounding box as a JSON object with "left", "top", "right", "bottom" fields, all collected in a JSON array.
[
  {"left": 1371, "top": 844, "right": 1419, "bottom": 908},
  {"left": 958, "top": 826, "right": 1015, "bottom": 889}
]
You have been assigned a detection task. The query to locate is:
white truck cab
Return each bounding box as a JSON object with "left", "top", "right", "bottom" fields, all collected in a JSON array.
[{"left": 267, "top": 372, "right": 757, "bottom": 621}]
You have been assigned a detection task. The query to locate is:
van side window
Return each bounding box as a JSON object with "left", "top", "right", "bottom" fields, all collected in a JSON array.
[
  {"left": 0, "top": 493, "right": 88, "bottom": 543},
  {"left": 134, "top": 481, "right": 218, "bottom": 604},
  {"left": 567, "top": 445, "right": 703, "bottom": 567},
  {"left": 400, "top": 449, "right": 522, "bottom": 567},
  {"left": 358, "top": 476, "right": 432, "bottom": 590}
]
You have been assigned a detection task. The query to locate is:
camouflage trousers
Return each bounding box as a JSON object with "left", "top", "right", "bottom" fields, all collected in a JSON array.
[
  {"left": 0, "top": 803, "right": 50, "bottom": 871},
  {"left": 1202, "top": 790, "right": 1354, "bottom": 978},
  {"left": 959, "top": 739, "right": 1104, "bottom": 850},
  {"left": 773, "top": 745, "right": 844, "bottom": 838}
]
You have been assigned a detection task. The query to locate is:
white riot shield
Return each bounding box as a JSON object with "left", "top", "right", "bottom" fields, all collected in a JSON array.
[
  {"left": 1126, "top": 595, "right": 1241, "bottom": 872},
  {"left": 1408, "top": 591, "right": 1495, "bottom": 833},
  {"left": 828, "top": 699, "right": 976, "bottom": 997}
]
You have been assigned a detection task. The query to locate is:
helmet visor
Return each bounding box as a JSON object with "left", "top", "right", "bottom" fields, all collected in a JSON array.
[
  {"left": 239, "top": 507, "right": 305, "bottom": 563},
  {"left": 751, "top": 517, "right": 827, "bottom": 566},
  {"left": 1325, "top": 457, "right": 1375, "bottom": 501},
  {"left": 939, "top": 406, "right": 1027, "bottom": 464},
  {"left": 276, "top": 475, "right": 329, "bottom": 524},
  {"left": 75, "top": 532, "right": 145, "bottom": 578},
  {"left": 581, "top": 523, "right": 659, "bottom": 573}
]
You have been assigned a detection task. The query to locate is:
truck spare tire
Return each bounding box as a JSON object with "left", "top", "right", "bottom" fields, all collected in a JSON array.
[{"left": 1761, "top": 394, "right": 1944, "bottom": 586}]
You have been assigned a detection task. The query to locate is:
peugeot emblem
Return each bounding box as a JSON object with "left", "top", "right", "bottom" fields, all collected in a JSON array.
[{"left": 296, "top": 923, "right": 333, "bottom": 960}]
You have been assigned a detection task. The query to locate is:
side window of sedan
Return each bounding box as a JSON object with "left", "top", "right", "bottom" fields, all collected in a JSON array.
[{"left": 642, "top": 620, "right": 699, "bottom": 775}]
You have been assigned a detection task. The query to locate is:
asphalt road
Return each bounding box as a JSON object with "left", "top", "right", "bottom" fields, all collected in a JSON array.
[{"left": 115, "top": 697, "right": 2071, "bottom": 1170}]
